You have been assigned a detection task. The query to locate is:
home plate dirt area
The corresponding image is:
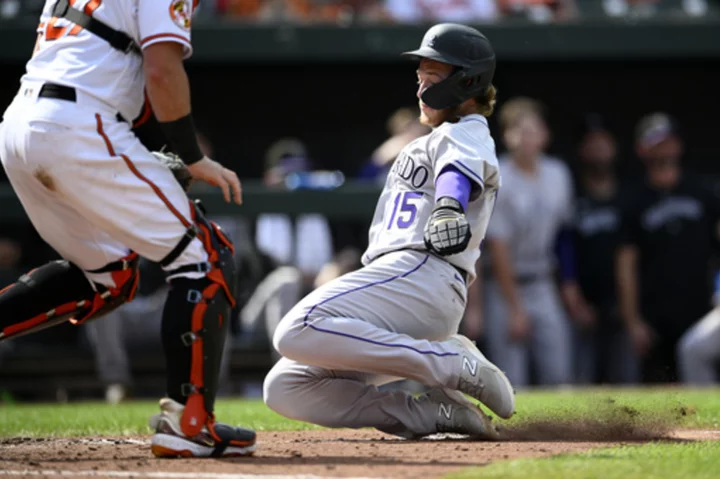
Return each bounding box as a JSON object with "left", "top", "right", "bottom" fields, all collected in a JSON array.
[{"left": 2, "top": 426, "right": 718, "bottom": 479}]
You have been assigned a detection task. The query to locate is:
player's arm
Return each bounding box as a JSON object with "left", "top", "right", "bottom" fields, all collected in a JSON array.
[
  {"left": 424, "top": 165, "right": 474, "bottom": 256},
  {"left": 555, "top": 167, "right": 595, "bottom": 328},
  {"left": 142, "top": 43, "right": 241, "bottom": 204},
  {"left": 616, "top": 198, "right": 653, "bottom": 355}
]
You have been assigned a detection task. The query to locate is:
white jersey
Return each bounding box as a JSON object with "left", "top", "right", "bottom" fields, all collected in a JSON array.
[
  {"left": 23, "top": 0, "right": 195, "bottom": 123},
  {"left": 362, "top": 114, "right": 500, "bottom": 283}
]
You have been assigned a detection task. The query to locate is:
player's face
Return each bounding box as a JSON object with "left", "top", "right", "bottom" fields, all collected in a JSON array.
[
  {"left": 579, "top": 131, "right": 616, "bottom": 177},
  {"left": 416, "top": 59, "right": 455, "bottom": 127},
  {"left": 504, "top": 113, "right": 549, "bottom": 158},
  {"left": 641, "top": 136, "right": 683, "bottom": 188}
]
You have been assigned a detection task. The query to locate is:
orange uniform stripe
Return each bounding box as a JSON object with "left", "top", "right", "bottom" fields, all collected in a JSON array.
[
  {"left": 95, "top": 114, "right": 192, "bottom": 229},
  {"left": 3, "top": 302, "right": 80, "bottom": 337}
]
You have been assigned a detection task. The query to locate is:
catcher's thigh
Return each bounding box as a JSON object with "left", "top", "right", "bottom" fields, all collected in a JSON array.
[{"left": 1, "top": 107, "right": 207, "bottom": 277}]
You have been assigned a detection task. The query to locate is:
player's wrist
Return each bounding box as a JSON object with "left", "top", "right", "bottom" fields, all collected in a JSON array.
[
  {"left": 158, "top": 114, "right": 204, "bottom": 165},
  {"left": 434, "top": 196, "right": 465, "bottom": 214}
]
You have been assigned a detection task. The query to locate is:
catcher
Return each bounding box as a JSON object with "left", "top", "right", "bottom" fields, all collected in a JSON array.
[{"left": 0, "top": 0, "right": 255, "bottom": 458}]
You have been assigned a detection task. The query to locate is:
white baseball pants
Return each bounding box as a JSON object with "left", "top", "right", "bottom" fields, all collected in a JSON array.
[{"left": 0, "top": 81, "right": 207, "bottom": 288}]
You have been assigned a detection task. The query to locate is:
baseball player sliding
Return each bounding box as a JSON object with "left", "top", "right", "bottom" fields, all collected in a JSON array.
[
  {"left": 0, "top": 0, "right": 255, "bottom": 458},
  {"left": 264, "top": 23, "right": 515, "bottom": 439}
]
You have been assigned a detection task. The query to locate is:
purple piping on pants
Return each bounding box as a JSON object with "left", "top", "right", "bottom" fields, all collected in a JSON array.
[{"left": 303, "top": 255, "right": 459, "bottom": 358}]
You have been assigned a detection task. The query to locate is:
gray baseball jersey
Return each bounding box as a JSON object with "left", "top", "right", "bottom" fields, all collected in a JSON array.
[
  {"left": 485, "top": 154, "right": 574, "bottom": 277},
  {"left": 482, "top": 154, "right": 575, "bottom": 387},
  {"left": 363, "top": 114, "right": 501, "bottom": 282}
]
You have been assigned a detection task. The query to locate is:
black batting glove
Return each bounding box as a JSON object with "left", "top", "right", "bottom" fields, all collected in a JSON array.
[{"left": 424, "top": 197, "right": 471, "bottom": 256}]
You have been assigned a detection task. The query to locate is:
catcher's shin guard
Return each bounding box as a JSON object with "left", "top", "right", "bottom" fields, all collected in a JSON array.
[
  {"left": 0, "top": 253, "right": 140, "bottom": 342},
  {"left": 162, "top": 200, "right": 238, "bottom": 438}
]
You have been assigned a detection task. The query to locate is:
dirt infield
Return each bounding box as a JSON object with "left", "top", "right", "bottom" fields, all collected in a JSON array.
[{"left": 1, "top": 428, "right": 718, "bottom": 479}]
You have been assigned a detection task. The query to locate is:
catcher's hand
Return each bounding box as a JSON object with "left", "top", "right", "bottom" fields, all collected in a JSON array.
[
  {"left": 424, "top": 197, "right": 471, "bottom": 256},
  {"left": 151, "top": 150, "right": 193, "bottom": 192}
]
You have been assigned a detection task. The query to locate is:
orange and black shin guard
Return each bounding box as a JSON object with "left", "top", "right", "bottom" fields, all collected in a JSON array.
[
  {"left": 161, "top": 199, "right": 238, "bottom": 437},
  {"left": 0, "top": 255, "right": 139, "bottom": 342}
]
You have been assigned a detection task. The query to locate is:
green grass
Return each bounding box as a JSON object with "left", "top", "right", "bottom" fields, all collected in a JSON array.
[
  {"left": 505, "top": 387, "right": 720, "bottom": 430},
  {"left": 0, "top": 398, "right": 321, "bottom": 437},
  {"left": 1, "top": 387, "right": 718, "bottom": 438},
  {"left": 448, "top": 441, "right": 720, "bottom": 479}
]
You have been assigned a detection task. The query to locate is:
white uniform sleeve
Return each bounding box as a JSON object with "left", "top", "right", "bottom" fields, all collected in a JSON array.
[
  {"left": 427, "top": 124, "right": 491, "bottom": 192},
  {"left": 138, "top": 0, "right": 193, "bottom": 58}
]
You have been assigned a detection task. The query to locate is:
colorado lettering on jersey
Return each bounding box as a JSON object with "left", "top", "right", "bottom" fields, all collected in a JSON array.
[
  {"left": 642, "top": 196, "right": 703, "bottom": 231},
  {"left": 390, "top": 151, "right": 430, "bottom": 190}
]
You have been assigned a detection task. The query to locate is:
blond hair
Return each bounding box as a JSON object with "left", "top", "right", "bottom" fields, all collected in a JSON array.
[
  {"left": 474, "top": 84, "right": 498, "bottom": 118},
  {"left": 498, "top": 97, "right": 546, "bottom": 133}
]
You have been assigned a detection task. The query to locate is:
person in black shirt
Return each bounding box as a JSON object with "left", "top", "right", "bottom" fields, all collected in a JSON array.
[
  {"left": 616, "top": 112, "right": 720, "bottom": 383},
  {"left": 572, "top": 116, "right": 639, "bottom": 384}
]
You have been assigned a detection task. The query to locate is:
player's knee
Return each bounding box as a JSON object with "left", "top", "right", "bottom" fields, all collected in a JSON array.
[
  {"left": 272, "top": 317, "right": 302, "bottom": 360},
  {"left": 263, "top": 365, "right": 301, "bottom": 418}
]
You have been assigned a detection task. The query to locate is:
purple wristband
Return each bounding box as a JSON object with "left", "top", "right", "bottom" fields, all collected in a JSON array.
[{"left": 436, "top": 165, "right": 472, "bottom": 211}]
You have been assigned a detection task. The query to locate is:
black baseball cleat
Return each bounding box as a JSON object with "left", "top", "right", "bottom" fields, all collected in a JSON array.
[{"left": 149, "top": 398, "right": 256, "bottom": 458}]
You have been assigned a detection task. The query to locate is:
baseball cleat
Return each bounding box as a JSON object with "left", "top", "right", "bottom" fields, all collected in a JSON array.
[
  {"left": 424, "top": 387, "right": 500, "bottom": 440},
  {"left": 149, "top": 398, "right": 256, "bottom": 458},
  {"left": 447, "top": 334, "right": 515, "bottom": 419}
]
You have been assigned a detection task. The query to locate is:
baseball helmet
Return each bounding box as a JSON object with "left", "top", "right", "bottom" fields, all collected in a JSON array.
[{"left": 402, "top": 23, "right": 496, "bottom": 111}]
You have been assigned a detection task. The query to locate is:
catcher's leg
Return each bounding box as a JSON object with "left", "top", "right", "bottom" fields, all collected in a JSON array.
[
  {"left": 148, "top": 200, "right": 255, "bottom": 458},
  {"left": 0, "top": 254, "right": 140, "bottom": 342},
  {"left": 67, "top": 118, "right": 255, "bottom": 457}
]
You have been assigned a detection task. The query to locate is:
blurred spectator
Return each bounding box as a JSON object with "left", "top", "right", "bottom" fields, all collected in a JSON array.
[
  {"left": 570, "top": 114, "right": 639, "bottom": 385},
  {"left": 385, "top": 0, "right": 499, "bottom": 23},
  {"left": 499, "top": 0, "right": 578, "bottom": 22},
  {"left": 601, "top": 0, "right": 710, "bottom": 18},
  {"left": 358, "top": 106, "right": 430, "bottom": 186},
  {"left": 256, "top": 138, "right": 334, "bottom": 288},
  {"left": 240, "top": 138, "right": 336, "bottom": 359},
  {"left": 482, "top": 97, "right": 581, "bottom": 388},
  {"left": 616, "top": 112, "right": 720, "bottom": 383},
  {"left": 224, "top": 0, "right": 388, "bottom": 24}
]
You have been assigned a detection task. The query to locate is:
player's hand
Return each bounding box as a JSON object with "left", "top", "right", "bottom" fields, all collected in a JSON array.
[
  {"left": 628, "top": 319, "right": 654, "bottom": 357},
  {"left": 187, "top": 157, "right": 243, "bottom": 205},
  {"left": 508, "top": 307, "right": 530, "bottom": 343},
  {"left": 561, "top": 282, "right": 596, "bottom": 331},
  {"left": 424, "top": 197, "right": 471, "bottom": 256}
]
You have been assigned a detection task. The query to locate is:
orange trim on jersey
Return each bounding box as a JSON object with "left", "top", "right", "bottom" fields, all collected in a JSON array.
[
  {"left": 140, "top": 33, "right": 191, "bottom": 48},
  {"left": 132, "top": 91, "right": 153, "bottom": 129},
  {"left": 94, "top": 114, "right": 192, "bottom": 229}
]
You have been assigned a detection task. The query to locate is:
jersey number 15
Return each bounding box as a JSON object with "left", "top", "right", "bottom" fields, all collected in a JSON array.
[
  {"left": 41, "top": 0, "right": 102, "bottom": 42},
  {"left": 387, "top": 191, "right": 423, "bottom": 230}
]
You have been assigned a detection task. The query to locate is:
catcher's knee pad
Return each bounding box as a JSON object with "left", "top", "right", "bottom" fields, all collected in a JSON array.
[
  {"left": 0, "top": 253, "right": 140, "bottom": 342},
  {"left": 161, "top": 200, "right": 238, "bottom": 436}
]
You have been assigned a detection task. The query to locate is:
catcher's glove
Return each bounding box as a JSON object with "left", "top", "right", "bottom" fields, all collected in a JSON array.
[
  {"left": 151, "top": 150, "right": 193, "bottom": 192},
  {"left": 424, "top": 197, "right": 471, "bottom": 256}
]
